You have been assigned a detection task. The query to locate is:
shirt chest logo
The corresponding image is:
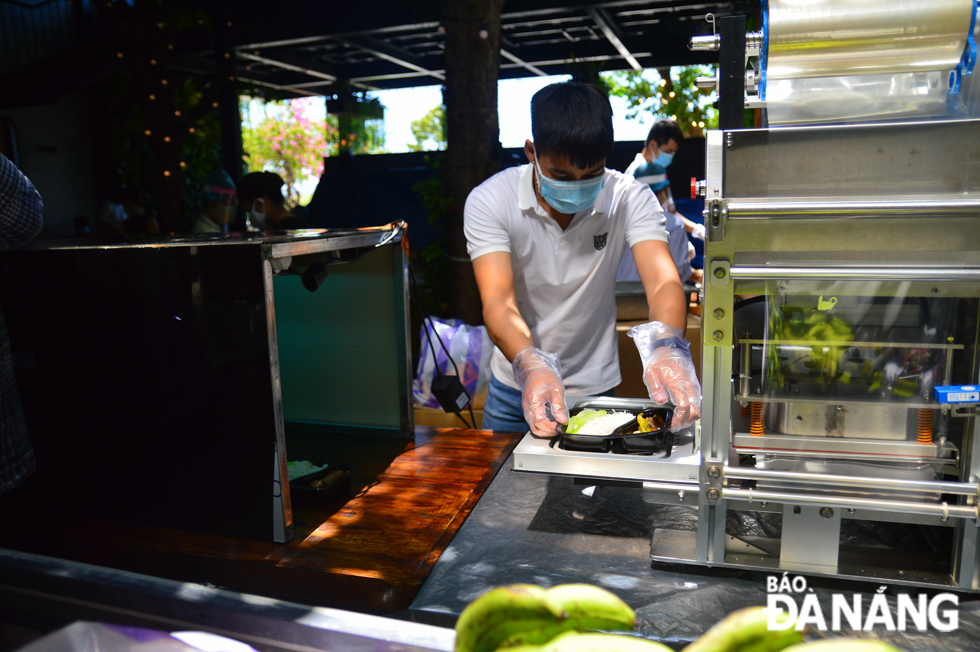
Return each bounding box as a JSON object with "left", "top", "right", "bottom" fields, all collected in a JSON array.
[{"left": 593, "top": 232, "right": 608, "bottom": 251}]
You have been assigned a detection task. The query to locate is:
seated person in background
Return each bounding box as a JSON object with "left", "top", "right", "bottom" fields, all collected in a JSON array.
[
  {"left": 237, "top": 172, "right": 311, "bottom": 231},
  {"left": 618, "top": 160, "right": 702, "bottom": 285},
  {"left": 192, "top": 169, "right": 237, "bottom": 234}
]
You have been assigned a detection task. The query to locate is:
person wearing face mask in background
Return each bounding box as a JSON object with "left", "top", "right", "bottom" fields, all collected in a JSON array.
[
  {"left": 465, "top": 82, "right": 701, "bottom": 437},
  {"left": 236, "top": 171, "right": 312, "bottom": 231},
  {"left": 617, "top": 159, "right": 701, "bottom": 285},
  {"left": 625, "top": 120, "right": 705, "bottom": 242},
  {"left": 192, "top": 169, "right": 237, "bottom": 234}
]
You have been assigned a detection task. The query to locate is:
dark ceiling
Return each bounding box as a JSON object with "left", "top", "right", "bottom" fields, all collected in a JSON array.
[{"left": 178, "top": 0, "right": 761, "bottom": 98}]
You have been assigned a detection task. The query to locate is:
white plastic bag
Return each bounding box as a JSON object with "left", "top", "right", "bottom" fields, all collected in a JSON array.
[{"left": 413, "top": 318, "right": 494, "bottom": 410}]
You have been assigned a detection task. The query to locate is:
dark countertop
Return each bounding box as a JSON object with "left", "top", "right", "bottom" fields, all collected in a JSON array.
[{"left": 406, "top": 452, "right": 980, "bottom": 651}]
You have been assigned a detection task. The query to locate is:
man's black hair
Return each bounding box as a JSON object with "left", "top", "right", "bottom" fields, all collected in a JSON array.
[
  {"left": 237, "top": 171, "right": 286, "bottom": 208},
  {"left": 646, "top": 120, "right": 684, "bottom": 148},
  {"left": 530, "top": 82, "right": 613, "bottom": 170}
]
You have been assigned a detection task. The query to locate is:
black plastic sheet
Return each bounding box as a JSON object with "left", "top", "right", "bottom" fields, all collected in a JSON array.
[{"left": 408, "top": 455, "right": 980, "bottom": 651}]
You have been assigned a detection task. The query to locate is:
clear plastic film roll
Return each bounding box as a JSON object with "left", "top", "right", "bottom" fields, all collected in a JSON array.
[
  {"left": 765, "top": 71, "right": 949, "bottom": 125},
  {"left": 762, "top": 0, "right": 977, "bottom": 125},
  {"left": 766, "top": 0, "right": 974, "bottom": 81}
]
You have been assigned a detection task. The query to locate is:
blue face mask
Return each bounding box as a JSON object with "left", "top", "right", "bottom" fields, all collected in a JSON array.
[
  {"left": 656, "top": 150, "right": 674, "bottom": 167},
  {"left": 534, "top": 158, "right": 605, "bottom": 214}
]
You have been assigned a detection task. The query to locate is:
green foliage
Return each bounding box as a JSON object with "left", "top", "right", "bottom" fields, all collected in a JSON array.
[
  {"left": 603, "top": 65, "right": 718, "bottom": 137},
  {"left": 241, "top": 97, "right": 332, "bottom": 205},
  {"left": 102, "top": 73, "right": 221, "bottom": 217},
  {"left": 408, "top": 105, "right": 446, "bottom": 152},
  {"left": 331, "top": 113, "right": 387, "bottom": 155}
]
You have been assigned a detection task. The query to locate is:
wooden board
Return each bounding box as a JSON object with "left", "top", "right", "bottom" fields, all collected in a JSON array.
[{"left": 6, "top": 427, "right": 523, "bottom": 614}]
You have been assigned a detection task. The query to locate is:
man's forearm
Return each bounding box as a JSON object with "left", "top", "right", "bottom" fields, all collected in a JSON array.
[
  {"left": 483, "top": 301, "right": 536, "bottom": 362},
  {"left": 647, "top": 281, "right": 687, "bottom": 335}
]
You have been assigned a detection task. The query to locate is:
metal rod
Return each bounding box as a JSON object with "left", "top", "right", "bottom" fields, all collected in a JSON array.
[
  {"left": 726, "top": 467, "right": 979, "bottom": 495},
  {"left": 689, "top": 31, "right": 762, "bottom": 52},
  {"left": 730, "top": 266, "right": 980, "bottom": 281},
  {"left": 723, "top": 488, "right": 978, "bottom": 520},
  {"left": 642, "top": 481, "right": 701, "bottom": 492},
  {"left": 726, "top": 199, "right": 980, "bottom": 219},
  {"left": 740, "top": 342, "right": 751, "bottom": 397},
  {"left": 689, "top": 34, "right": 720, "bottom": 51}
]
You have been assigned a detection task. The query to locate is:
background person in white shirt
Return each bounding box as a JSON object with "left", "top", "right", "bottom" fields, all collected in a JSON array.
[
  {"left": 617, "top": 159, "right": 695, "bottom": 285},
  {"left": 626, "top": 119, "right": 706, "bottom": 243},
  {"left": 464, "top": 82, "right": 701, "bottom": 437}
]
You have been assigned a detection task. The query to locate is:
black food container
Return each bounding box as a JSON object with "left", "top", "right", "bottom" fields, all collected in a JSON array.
[
  {"left": 558, "top": 405, "right": 674, "bottom": 456},
  {"left": 289, "top": 464, "right": 352, "bottom": 506}
]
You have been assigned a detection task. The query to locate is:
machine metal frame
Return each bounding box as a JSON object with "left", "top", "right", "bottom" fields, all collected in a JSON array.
[{"left": 646, "top": 119, "right": 980, "bottom": 590}]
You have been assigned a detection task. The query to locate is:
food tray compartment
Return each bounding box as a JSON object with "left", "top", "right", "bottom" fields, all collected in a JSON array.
[
  {"left": 289, "top": 464, "right": 352, "bottom": 506},
  {"left": 558, "top": 405, "right": 673, "bottom": 456}
]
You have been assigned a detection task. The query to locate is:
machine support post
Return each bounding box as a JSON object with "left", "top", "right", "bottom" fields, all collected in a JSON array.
[{"left": 717, "top": 16, "right": 747, "bottom": 131}]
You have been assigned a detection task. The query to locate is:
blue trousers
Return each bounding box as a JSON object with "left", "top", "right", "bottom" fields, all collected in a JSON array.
[{"left": 481, "top": 373, "right": 615, "bottom": 433}]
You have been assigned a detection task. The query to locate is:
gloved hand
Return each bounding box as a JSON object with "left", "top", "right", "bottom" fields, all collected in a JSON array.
[
  {"left": 512, "top": 346, "right": 568, "bottom": 437},
  {"left": 691, "top": 223, "right": 707, "bottom": 241},
  {"left": 628, "top": 322, "right": 701, "bottom": 431}
]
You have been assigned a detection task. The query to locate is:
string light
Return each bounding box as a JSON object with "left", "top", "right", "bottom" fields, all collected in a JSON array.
[
  {"left": 660, "top": 79, "right": 667, "bottom": 87},
  {"left": 163, "top": 170, "right": 171, "bottom": 177},
  {"left": 167, "top": 44, "right": 174, "bottom": 50},
  {"left": 212, "top": 102, "right": 219, "bottom": 107},
  {"left": 671, "top": 115, "right": 677, "bottom": 120},
  {"left": 669, "top": 91, "right": 675, "bottom": 98},
  {"left": 179, "top": 161, "right": 186, "bottom": 168},
  {"left": 144, "top": 129, "right": 151, "bottom": 135},
  {"left": 149, "top": 94, "right": 156, "bottom": 100},
  {"left": 150, "top": 59, "right": 157, "bottom": 65},
  {"left": 163, "top": 136, "right": 171, "bottom": 142},
  {"left": 161, "top": 79, "right": 168, "bottom": 85},
  {"left": 174, "top": 110, "right": 181, "bottom": 116},
  {"left": 688, "top": 101, "right": 694, "bottom": 109},
  {"left": 188, "top": 127, "right": 195, "bottom": 133},
  {"left": 698, "top": 121, "right": 705, "bottom": 128},
  {"left": 116, "top": 52, "right": 124, "bottom": 58},
  {"left": 223, "top": 52, "right": 231, "bottom": 58},
  {"left": 157, "top": 22, "right": 164, "bottom": 28}
]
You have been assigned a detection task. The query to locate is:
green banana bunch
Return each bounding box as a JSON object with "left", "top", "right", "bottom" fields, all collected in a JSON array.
[
  {"left": 454, "top": 584, "right": 636, "bottom": 652},
  {"left": 507, "top": 631, "right": 673, "bottom": 652},
  {"left": 782, "top": 640, "right": 906, "bottom": 652},
  {"left": 682, "top": 607, "right": 802, "bottom": 652},
  {"left": 454, "top": 585, "right": 565, "bottom": 652},
  {"left": 497, "top": 584, "right": 637, "bottom": 648}
]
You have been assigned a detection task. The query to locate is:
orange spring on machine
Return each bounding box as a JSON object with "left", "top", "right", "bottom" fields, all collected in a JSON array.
[
  {"left": 750, "top": 402, "right": 765, "bottom": 436},
  {"left": 740, "top": 403, "right": 750, "bottom": 416},
  {"left": 917, "top": 409, "right": 934, "bottom": 444}
]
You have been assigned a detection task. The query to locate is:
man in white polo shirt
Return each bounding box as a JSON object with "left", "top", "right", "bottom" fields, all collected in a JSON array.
[{"left": 464, "top": 82, "right": 701, "bottom": 436}]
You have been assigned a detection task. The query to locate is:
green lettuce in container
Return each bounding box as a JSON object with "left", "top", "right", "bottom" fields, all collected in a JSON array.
[{"left": 565, "top": 409, "right": 607, "bottom": 434}]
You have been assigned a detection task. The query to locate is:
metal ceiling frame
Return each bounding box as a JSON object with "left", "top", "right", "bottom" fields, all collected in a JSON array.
[{"left": 220, "top": 0, "right": 755, "bottom": 98}]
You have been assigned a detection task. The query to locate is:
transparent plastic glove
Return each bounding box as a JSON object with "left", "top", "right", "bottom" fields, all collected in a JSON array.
[
  {"left": 628, "top": 322, "right": 702, "bottom": 431},
  {"left": 691, "top": 223, "right": 707, "bottom": 241},
  {"left": 512, "top": 346, "right": 569, "bottom": 437}
]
